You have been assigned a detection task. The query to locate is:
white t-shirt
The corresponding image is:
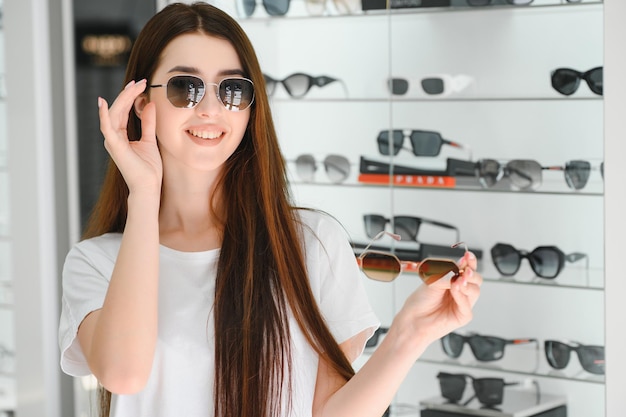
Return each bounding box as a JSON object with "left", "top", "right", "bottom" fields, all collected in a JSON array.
[{"left": 58, "top": 209, "right": 380, "bottom": 417}]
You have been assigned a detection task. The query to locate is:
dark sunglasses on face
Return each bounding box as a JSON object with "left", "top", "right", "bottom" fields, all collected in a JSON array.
[
  {"left": 437, "top": 372, "right": 521, "bottom": 407},
  {"left": 551, "top": 67, "right": 603, "bottom": 96},
  {"left": 358, "top": 231, "right": 468, "bottom": 284},
  {"left": 545, "top": 340, "right": 605, "bottom": 375},
  {"left": 293, "top": 154, "right": 351, "bottom": 183},
  {"left": 490, "top": 243, "right": 587, "bottom": 280},
  {"left": 237, "top": 0, "right": 290, "bottom": 17},
  {"left": 264, "top": 73, "right": 344, "bottom": 98},
  {"left": 363, "top": 214, "right": 460, "bottom": 243},
  {"left": 441, "top": 332, "right": 538, "bottom": 362},
  {"left": 149, "top": 75, "right": 255, "bottom": 111},
  {"left": 377, "top": 129, "right": 471, "bottom": 160}
]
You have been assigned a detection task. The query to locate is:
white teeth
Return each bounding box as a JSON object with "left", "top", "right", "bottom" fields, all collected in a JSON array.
[{"left": 188, "top": 129, "right": 222, "bottom": 139}]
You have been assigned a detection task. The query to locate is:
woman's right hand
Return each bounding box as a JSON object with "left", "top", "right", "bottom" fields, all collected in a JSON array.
[{"left": 98, "top": 79, "right": 163, "bottom": 196}]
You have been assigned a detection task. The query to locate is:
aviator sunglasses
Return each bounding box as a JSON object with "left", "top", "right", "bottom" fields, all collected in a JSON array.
[
  {"left": 293, "top": 154, "right": 351, "bottom": 183},
  {"left": 490, "top": 243, "right": 587, "bottom": 279},
  {"left": 357, "top": 231, "right": 468, "bottom": 284},
  {"left": 441, "top": 332, "right": 538, "bottom": 362},
  {"left": 149, "top": 75, "right": 255, "bottom": 111},
  {"left": 544, "top": 340, "right": 605, "bottom": 375}
]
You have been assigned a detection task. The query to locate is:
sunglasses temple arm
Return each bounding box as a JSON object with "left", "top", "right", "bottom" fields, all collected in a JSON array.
[
  {"left": 461, "top": 394, "right": 477, "bottom": 407},
  {"left": 445, "top": 138, "right": 473, "bottom": 161}
]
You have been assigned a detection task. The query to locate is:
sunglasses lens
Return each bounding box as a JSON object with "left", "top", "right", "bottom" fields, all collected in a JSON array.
[
  {"left": 238, "top": 0, "right": 256, "bottom": 17},
  {"left": 377, "top": 130, "right": 404, "bottom": 156},
  {"left": 551, "top": 68, "right": 581, "bottom": 96},
  {"left": 167, "top": 76, "right": 205, "bottom": 108},
  {"left": 392, "top": 216, "right": 419, "bottom": 241},
  {"left": 263, "top": 0, "right": 290, "bottom": 15},
  {"left": 469, "top": 335, "right": 505, "bottom": 361},
  {"left": 442, "top": 333, "right": 465, "bottom": 358},
  {"left": 361, "top": 252, "right": 401, "bottom": 282},
  {"left": 437, "top": 373, "right": 466, "bottom": 402},
  {"left": 506, "top": 160, "right": 542, "bottom": 190},
  {"left": 577, "top": 345, "right": 605, "bottom": 375},
  {"left": 295, "top": 154, "right": 316, "bottom": 182},
  {"left": 388, "top": 78, "right": 409, "bottom": 95},
  {"left": 282, "top": 74, "right": 311, "bottom": 98},
  {"left": 529, "top": 247, "right": 562, "bottom": 279},
  {"left": 219, "top": 78, "right": 254, "bottom": 111},
  {"left": 418, "top": 259, "right": 459, "bottom": 285},
  {"left": 421, "top": 78, "right": 445, "bottom": 95},
  {"left": 409, "top": 131, "right": 443, "bottom": 157},
  {"left": 564, "top": 160, "right": 591, "bottom": 190},
  {"left": 476, "top": 159, "right": 501, "bottom": 187},
  {"left": 545, "top": 340, "right": 571, "bottom": 370},
  {"left": 473, "top": 379, "right": 505, "bottom": 406},
  {"left": 323, "top": 154, "right": 350, "bottom": 183},
  {"left": 363, "top": 215, "right": 387, "bottom": 239},
  {"left": 490, "top": 243, "right": 520, "bottom": 276},
  {"left": 586, "top": 67, "right": 603, "bottom": 95},
  {"left": 263, "top": 74, "right": 277, "bottom": 96}
]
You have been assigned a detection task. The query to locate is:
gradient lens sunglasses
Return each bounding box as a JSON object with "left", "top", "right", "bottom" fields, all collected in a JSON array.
[
  {"left": 293, "top": 154, "right": 351, "bottom": 183},
  {"left": 490, "top": 243, "right": 587, "bottom": 279},
  {"left": 357, "top": 231, "right": 468, "bottom": 284},
  {"left": 545, "top": 340, "right": 605, "bottom": 375},
  {"left": 363, "top": 214, "right": 460, "bottom": 243},
  {"left": 441, "top": 332, "right": 538, "bottom": 362},
  {"left": 264, "top": 73, "right": 346, "bottom": 98},
  {"left": 237, "top": 0, "right": 290, "bottom": 17},
  {"left": 437, "top": 372, "right": 524, "bottom": 407},
  {"left": 377, "top": 129, "right": 472, "bottom": 160},
  {"left": 551, "top": 67, "right": 603, "bottom": 96},
  {"left": 149, "top": 75, "right": 255, "bottom": 111}
]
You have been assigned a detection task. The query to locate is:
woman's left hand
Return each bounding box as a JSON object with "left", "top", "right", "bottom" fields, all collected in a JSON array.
[{"left": 395, "top": 251, "right": 482, "bottom": 349}]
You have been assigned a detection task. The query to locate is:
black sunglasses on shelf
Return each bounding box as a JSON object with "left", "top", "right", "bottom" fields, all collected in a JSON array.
[
  {"left": 441, "top": 332, "right": 538, "bottom": 362},
  {"left": 437, "top": 372, "right": 524, "bottom": 407},
  {"left": 149, "top": 75, "right": 255, "bottom": 111},
  {"left": 551, "top": 67, "right": 603, "bottom": 96},
  {"left": 363, "top": 214, "right": 460, "bottom": 243},
  {"left": 543, "top": 159, "right": 603, "bottom": 190},
  {"left": 545, "top": 340, "right": 605, "bottom": 375},
  {"left": 366, "top": 327, "right": 389, "bottom": 348},
  {"left": 237, "top": 0, "right": 290, "bottom": 17},
  {"left": 292, "top": 154, "right": 351, "bottom": 183},
  {"left": 377, "top": 129, "right": 472, "bottom": 160},
  {"left": 264, "top": 73, "right": 345, "bottom": 98},
  {"left": 490, "top": 243, "right": 588, "bottom": 280}
]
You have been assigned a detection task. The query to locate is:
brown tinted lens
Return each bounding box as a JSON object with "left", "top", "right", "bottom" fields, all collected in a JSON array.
[
  {"left": 418, "top": 259, "right": 459, "bottom": 285},
  {"left": 362, "top": 252, "right": 400, "bottom": 282}
]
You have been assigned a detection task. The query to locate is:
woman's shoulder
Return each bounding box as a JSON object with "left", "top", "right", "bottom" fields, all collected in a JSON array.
[
  {"left": 68, "top": 233, "right": 123, "bottom": 260},
  {"left": 294, "top": 208, "right": 351, "bottom": 246}
]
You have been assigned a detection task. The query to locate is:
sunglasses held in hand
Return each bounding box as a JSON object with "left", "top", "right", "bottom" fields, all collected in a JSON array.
[
  {"left": 357, "top": 231, "right": 468, "bottom": 284},
  {"left": 149, "top": 75, "right": 255, "bottom": 111},
  {"left": 441, "top": 332, "right": 538, "bottom": 362}
]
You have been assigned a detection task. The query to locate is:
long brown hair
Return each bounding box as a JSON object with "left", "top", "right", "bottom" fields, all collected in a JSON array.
[{"left": 84, "top": 3, "right": 355, "bottom": 417}]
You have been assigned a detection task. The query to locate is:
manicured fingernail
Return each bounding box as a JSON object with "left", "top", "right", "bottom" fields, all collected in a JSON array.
[
  {"left": 97, "top": 97, "right": 103, "bottom": 108},
  {"left": 124, "top": 80, "right": 135, "bottom": 90},
  {"left": 137, "top": 78, "right": 147, "bottom": 84}
]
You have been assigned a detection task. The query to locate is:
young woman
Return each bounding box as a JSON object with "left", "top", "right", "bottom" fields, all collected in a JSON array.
[{"left": 58, "top": 3, "right": 482, "bottom": 417}]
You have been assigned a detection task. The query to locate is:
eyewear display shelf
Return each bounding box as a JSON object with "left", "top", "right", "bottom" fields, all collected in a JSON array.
[
  {"left": 237, "top": 1, "right": 604, "bottom": 417},
  {"left": 420, "top": 391, "right": 566, "bottom": 417}
]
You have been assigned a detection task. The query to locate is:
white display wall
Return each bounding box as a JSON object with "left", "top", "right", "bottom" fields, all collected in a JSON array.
[{"left": 238, "top": 1, "right": 605, "bottom": 416}]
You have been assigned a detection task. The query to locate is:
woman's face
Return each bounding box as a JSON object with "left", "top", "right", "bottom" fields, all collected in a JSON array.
[{"left": 145, "top": 32, "right": 251, "bottom": 174}]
